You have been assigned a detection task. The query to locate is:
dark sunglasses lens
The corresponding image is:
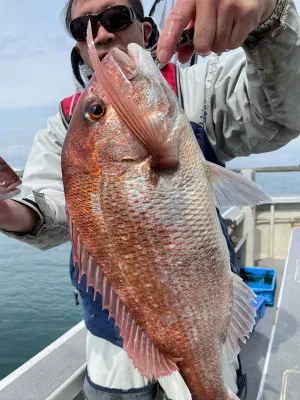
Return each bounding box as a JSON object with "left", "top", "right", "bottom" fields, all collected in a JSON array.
[
  {"left": 70, "top": 16, "right": 90, "bottom": 40},
  {"left": 102, "top": 6, "right": 133, "bottom": 32},
  {"left": 70, "top": 6, "right": 134, "bottom": 41}
]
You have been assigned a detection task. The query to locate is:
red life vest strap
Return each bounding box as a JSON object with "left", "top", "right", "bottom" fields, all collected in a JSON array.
[
  {"left": 60, "top": 63, "right": 177, "bottom": 124},
  {"left": 60, "top": 92, "right": 81, "bottom": 127},
  {"left": 161, "top": 63, "right": 177, "bottom": 95}
]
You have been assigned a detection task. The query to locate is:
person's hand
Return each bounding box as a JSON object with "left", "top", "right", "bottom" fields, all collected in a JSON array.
[
  {"left": 0, "top": 199, "right": 39, "bottom": 233},
  {"left": 156, "top": 0, "right": 277, "bottom": 64}
]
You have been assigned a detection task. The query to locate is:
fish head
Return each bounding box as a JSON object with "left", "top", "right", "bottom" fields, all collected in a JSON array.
[
  {"left": 62, "top": 39, "right": 188, "bottom": 197},
  {"left": 62, "top": 64, "right": 147, "bottom": 184},
  {"left": 0, "top": 157, "right": 22, "bottom": 200}
]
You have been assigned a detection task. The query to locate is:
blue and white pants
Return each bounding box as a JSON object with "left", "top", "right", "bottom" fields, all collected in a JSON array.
[{"left": 81, "top": 331, "right": 242, "bottom": 400}]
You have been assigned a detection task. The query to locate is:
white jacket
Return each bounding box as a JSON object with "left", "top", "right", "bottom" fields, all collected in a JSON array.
[{"left": 3, "top": 0, "right": 300, "bottom": 397}]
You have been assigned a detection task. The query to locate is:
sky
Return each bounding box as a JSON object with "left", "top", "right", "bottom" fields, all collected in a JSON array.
[{"left": 0, "top": 0, "right": 299, "bottom": 168}]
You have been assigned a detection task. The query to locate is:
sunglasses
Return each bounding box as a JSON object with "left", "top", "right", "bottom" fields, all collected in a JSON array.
[{"left": 70, "top": 5, "right": 137, "bottom": 41}]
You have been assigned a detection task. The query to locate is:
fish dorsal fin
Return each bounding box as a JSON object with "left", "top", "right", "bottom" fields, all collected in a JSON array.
[
  {"left": 67, "top": 210, "right": 179, "bottom": 379},
  {"left": 224, "top": 272, "right": 256, "bottom": 362},
  {"left": 205, "top": 161, "right": 273, "bottom": 209}
]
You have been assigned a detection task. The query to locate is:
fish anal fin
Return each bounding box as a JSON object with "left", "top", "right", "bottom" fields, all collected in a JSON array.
[
  {"left": 225, "top": 273, "right": 256, "bottom": 363},
  {"left": 206, "top": 161, "right": 273, "bottom": 209},
  {"left": 67, "top": 212, "right": 180, "bottom": 379}
]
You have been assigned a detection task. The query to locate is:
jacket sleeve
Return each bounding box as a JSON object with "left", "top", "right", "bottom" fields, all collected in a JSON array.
[
  {"left": 179, "top": 0, "right": 300, "bottom": 163},
  {"left": 1, "top": 112, "right": 70, "bottom": 250}
]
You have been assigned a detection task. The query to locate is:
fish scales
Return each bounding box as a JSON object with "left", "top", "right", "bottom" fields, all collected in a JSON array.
[{"left": 62, "top": 28, "right": 272, "bottom": 399}]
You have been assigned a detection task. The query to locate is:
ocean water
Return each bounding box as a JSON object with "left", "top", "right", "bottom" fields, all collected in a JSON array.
[
  {"left": 0, "top": 172, "right": 299, "bottom": 380},
  {"left": 0, "top": 240, "right": 81, "bottom": 380},
  {"left": 255, "top": 171, "right": 300, "bottom": 196}
]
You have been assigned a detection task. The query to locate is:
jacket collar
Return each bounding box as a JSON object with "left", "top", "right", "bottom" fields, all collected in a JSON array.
[{"left": 70, "top": 47, "right": 93, "bottom": 92}]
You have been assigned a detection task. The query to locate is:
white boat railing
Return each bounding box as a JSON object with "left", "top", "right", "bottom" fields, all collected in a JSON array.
[{"left": 0, "top": 321, "right": 87, "bottom": 400}]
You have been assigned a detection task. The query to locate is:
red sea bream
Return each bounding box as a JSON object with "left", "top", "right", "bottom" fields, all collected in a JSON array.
[{"left": 61, "top": 25, "right": 272, "bottom": 399}]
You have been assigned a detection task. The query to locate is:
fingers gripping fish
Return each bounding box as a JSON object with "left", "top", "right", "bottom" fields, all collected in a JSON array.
[
  {"left": 61, "top": 22, "right": 272, "bottom": 400},
  {"left": 0, "top": 157, "right": 22, "bottom": 200}
]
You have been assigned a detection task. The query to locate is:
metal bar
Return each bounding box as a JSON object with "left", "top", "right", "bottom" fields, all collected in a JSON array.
[
  {"left": 235, "top": 213, "right": 245, "bottom": 227},
  {"left": 256, "top": 218, "right": 300, "bottom": 224},
  {"left": 269, "top": 204, "right": 275, "bottom": 259},
  {"left": 240, "top": 169, "right": 256, "bottom": 266},
  {"left": 231, "top": 166, "right": 300, "bottom": 173},
  {"left": 234, "top": 234, "right": 248, "bottom": 253}
]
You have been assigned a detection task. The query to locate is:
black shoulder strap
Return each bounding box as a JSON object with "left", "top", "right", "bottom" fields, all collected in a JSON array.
[
  {"left": 59, "top": 101, "right": 70, "bottom": 129},
  {"left": 175, "top": 65, "right": 185, "bottom": 110}
]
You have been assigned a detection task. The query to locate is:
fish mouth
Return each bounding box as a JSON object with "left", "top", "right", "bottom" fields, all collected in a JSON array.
[
  {"left": 98, "top": 45, "right": 128, "bottom": 62},
  {"left": 102, "top": 47, "right": 139, "bottom": 81},
  {"left": 100, "top": 45, "right": 155, "bottom": 82},
  {"left": 99, "top": 52, "right": 108, "bottom": 61}
]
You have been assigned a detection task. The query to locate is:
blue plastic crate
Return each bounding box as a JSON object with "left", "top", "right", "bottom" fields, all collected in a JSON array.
[
  {"left": 240, "top": 267, "right": 277, "bottom": 306},
  {"left": 252, "top": 295, "right": 266, "bottom": 326}
]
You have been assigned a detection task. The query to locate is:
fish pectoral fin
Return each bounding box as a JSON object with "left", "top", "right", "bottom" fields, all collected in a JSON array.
[
  {"left": 206, "top": 161, "right": 273, "bottom": 209},
  {"left": 224, "top": 273, "right": 256, "bottom": 363},
  {"left": 68, "top": 211, "right": 180, "bottom": 380}
]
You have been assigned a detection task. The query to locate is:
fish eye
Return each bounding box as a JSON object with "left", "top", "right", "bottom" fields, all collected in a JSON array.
[{"left": 85, "top": 98, "right": 106, "bottom": 121}]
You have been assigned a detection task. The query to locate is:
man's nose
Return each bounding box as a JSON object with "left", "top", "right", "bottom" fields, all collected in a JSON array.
[{"left": 93, "top": 24, "right": 115, "bottom": 44}]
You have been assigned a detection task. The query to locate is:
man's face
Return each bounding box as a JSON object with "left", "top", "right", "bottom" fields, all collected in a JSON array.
[{"left": 71, "top": 0, "right": 152, "bottom": 66}]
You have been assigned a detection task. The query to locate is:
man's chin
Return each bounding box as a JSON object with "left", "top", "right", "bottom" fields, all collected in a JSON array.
[{"left": 98, "top": 47, "right": 128, "bottom": 61}]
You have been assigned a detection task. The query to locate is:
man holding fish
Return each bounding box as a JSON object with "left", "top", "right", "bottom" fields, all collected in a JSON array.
[{"left": 0, "top": 0, "right": 299, "bottom": 398}]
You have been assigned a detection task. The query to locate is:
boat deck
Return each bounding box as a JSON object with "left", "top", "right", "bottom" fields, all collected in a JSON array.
[
  {"left": 0, "top": 322, "right": 86, "bottom": 400},
  {"left": 258, "top": 228, "right": 300, "bottom": 399},
  {"left": 240, "top": 259, "right": 285, "bottom": 400},
  {"left": 241, "top": 227, "right": 300, "bottom": 400}
]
